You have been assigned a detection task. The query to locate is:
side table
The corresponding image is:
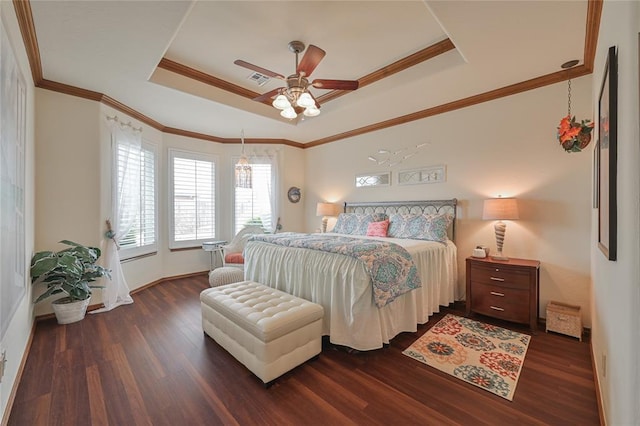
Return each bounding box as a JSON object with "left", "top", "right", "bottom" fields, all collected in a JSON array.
[{"left": 202, "top": 240, "right": 227, "bottom": 270}]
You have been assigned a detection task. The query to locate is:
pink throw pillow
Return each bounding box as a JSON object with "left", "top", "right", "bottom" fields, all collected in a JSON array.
[
  {"left": 225, "top": 252, "right": 244, "bottom": 264},
  {"left": 367, "top": 220, "right": 389, "bottom": 237}
]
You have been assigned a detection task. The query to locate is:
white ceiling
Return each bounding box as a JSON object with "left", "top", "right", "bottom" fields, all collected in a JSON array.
[{"left": 30, "top": 1, "right": 588, "bottom": 144}]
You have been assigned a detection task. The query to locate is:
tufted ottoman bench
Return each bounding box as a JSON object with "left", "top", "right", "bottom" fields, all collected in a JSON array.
[{"left": 200, "top": 281, "right": 324, "bottom": 385}]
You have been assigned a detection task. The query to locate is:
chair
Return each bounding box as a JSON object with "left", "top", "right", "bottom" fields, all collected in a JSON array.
[{"left": 223, "top": 225, "right": 265, "bottom": 268}]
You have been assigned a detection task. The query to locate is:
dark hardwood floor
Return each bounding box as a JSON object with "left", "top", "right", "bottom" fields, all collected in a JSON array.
[{"left": 8, "top": 275, "right": 600, "bottom": 425}]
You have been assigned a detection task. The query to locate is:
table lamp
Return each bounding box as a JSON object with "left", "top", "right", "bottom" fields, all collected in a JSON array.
[
  {"left": 316, "top": 202, "right": 339, "bottom": 233},
  {"left": 482, "top": 196, "right": 519, "bottom": 260}
]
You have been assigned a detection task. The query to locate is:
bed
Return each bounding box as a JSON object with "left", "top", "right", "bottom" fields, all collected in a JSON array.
[{"left": 244, "top": 199, "right": 459, "bottom": 351}]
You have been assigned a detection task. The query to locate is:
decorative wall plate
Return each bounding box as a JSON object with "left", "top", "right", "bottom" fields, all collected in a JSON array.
[{"left": 287, "top": 186, "right": 301, "bottom": 203}]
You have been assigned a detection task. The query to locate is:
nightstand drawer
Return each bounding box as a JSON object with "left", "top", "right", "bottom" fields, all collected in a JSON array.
[
  {"left": 470, "top": 282, "right": 530, "bottom": 323},
  {"left": 469, "top": 263, "right": 531, "bottom": 289}
]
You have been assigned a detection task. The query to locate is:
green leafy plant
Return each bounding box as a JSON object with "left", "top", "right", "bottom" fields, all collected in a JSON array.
[{"left": 30, "top": 240, "right": 111, "bottom": 303}]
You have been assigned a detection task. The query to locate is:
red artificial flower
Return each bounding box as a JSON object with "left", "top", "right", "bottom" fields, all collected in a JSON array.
[{"left": 556, "top": 115, "right": 594, "bottom": 152}]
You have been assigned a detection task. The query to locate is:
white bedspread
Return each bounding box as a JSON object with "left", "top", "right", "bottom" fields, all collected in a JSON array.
[{"left": 244, "top": 234, "right": 457, "bottom": 351}]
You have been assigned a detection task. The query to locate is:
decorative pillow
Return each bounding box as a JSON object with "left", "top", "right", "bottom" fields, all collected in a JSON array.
[
  {"left": 224, "top": 252, "right": 244, "bottom": 264},
  {"left": 388, "top": 213, "right": 453, "bottom": 242},
  {"left": 366, "top": 219, "right": 389, "bottom": 237},
  {"left": 332, "top": 212, "right": 387, "bottom": 235}
]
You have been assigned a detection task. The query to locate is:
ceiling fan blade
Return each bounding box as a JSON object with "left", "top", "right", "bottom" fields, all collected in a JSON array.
[
  {"left": 234, "top": 60, "right": 285, "bottom": 80},
  {"left": 296, "top": 45, "right": 326, "bottom": 76},
  {"left": 308, "top": 91, "right": 321, "bottom": 109},
  {"left": 311, "top": 79, "right": 359, "bottom": 90},
  {"left": 252, "top": 88, "right": 283, "bottom": 104}
]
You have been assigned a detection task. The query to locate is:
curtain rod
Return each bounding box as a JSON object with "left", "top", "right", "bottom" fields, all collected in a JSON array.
[{"left": 106, "top": 115, "right": 142, "bottom": 133}]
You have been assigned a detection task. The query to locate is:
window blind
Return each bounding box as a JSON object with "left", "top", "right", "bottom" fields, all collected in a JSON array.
[
  {"left": 234, "top": 163, "right": 272, "bottom": 234},
  {"left": 171, "top": 151, "right": 216, "bottom": 245},
  {"left": 118, "top": 142, "right": 156, "bottom": 253}
]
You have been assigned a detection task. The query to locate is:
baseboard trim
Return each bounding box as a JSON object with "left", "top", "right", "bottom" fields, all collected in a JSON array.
[
  {"left": 590, "top": 341, "right": 606, "bottom": 426},
  {"left": 35, "top": 270, "right": 209, "bottom": 322},
  {"left": 131, "top": 270, "right": 208, "bottom": 295}
]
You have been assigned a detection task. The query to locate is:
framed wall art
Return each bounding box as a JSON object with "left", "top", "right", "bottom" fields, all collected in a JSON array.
[
  {"left": 355, "top": 171, "right": 391, "bottom": 188},
  {"left": 592, "top": 139, "right": 599, "bottom": 209},
  {"left": 597, "top": 46, "right": 617, "bottom": 261},
  {"left": 397, "top": 165, "right": 446, "bottom": 185}
]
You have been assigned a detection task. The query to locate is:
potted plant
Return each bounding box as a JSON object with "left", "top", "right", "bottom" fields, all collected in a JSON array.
[{"left": 30, "top": 240, "right": 111, "bottom": 324}]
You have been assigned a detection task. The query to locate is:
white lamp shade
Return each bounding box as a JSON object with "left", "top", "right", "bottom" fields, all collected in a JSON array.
[
  {"left": 482, "top": 197, "right": 519, "bottom": 220},
  {"left": 303, "top": 106, "right": 320, "bottom": 117},
  {"left": 280, "top": 107, "right": 297, "bottom": 119},
  {"left": 272, "top": 95, "right": 291, "bottom": 110},
  {"left": 316, "top": 202, "right": 339, "bottom": 217},
  {"left": 296, "top": 92, "right": 315, "bottom": 108}
]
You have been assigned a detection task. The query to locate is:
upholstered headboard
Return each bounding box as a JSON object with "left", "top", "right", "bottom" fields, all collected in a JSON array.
[{"left": 344, "top": 199, "right": 458, "bottom": 242}]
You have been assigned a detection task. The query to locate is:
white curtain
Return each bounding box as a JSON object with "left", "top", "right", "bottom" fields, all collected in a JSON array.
[
  {"left": 244, "top": 149, "right": 280, "bottom": 234},
  {"left": 263, "top": 151, "right": 280, "bottom": 233},
  {"left": 92, "top": 120, "right": 139, "bottom": 313}
]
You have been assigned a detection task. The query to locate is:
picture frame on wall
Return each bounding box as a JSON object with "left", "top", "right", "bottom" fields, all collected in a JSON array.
[
  {"left": 597, "top": 46, "right": 617, "bottom": 261},
  {"left": 593, "top": 139, "right": 599, "bottom": 209}
]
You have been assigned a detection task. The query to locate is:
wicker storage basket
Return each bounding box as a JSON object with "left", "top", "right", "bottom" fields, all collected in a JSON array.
[
  {"left": 546, "top": 301, "right": 582, "bottom": 341},
  {"left": 52, "top": 297, "right": 91, "bottom": 325}
]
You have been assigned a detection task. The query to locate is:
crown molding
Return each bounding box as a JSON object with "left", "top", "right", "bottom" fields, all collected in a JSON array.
[
  {"left": 12, "top": 0, "right": 42, "bottom": 83},
  {"left": 13, "top": 0, "right": 601, "bottom": 149},
  {"left": 317, "top": 38, "right": 456, "bottom": 105},
  {"left": 157, "top": 57, "right": 261, "bottom": 100},
  {"left": 306, "top": 65, "right": 591, "bottom": 147},
  {"left": 583, "top": 0, "right": 603, "bottom": 72}
]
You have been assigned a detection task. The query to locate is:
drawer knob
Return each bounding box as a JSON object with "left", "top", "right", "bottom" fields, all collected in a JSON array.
[
  {"left": 490, "top": 306, "right": 505, "bottom": 311},
  {"left": 490, "top": 291, "right": 505, "bottom": 297},
  {"left": 490, "top": 277, "right": 505, "bottom": 282}
]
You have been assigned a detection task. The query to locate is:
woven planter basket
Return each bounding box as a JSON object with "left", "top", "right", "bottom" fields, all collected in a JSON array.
[{"left": 52, "top": 297, "right": 91, "bottom": 324}]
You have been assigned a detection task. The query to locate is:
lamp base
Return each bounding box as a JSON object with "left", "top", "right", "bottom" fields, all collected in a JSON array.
[
  {"left": 491, "top": 250, "right": 509, "bottom": 261},
  {"left": 321, "top": 217, "right": 328, "bottom": 233}
]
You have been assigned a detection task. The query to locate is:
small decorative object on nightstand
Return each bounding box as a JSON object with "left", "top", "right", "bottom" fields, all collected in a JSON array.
[
  {"left": 546, "top": 301, "right": 582, "bottom": 341},
  {"left": 466, "top": 256, "right": 540, "bottom": 330}
]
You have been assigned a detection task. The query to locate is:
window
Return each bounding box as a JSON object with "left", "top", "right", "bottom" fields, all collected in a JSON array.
[
  {"left": 234, "top": 159, "right": 273, "bottom": 234},
  {"left": 169, "top": 149, "right": 217, "bottom": 248},
  {"left": 116, "top": 140, "right": 157, "bottom": 258}
]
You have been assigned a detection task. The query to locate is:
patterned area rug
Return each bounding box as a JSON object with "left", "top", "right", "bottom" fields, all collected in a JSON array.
[{"left": 403, "top": 314, "right": 531, "bottom": 401}]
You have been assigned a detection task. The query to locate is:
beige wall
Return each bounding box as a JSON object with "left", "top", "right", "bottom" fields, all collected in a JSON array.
[
  {"left": 9, "top": 4, "right": 637, "bottom": 422},
  {"left": 33, "top": 93, "right": 306, "bottom": 297},
  {"left": 589, "top": 2, "right": 640, "bottom": 424},
  {"left": 304, "top": 76, "right": 593, "bottom": 324},
  {"left": 0, "top": 2, "right": 36, "bottom": 421}
]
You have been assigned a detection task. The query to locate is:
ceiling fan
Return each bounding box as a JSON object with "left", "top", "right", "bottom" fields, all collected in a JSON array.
[{"left": 234, "top": 40, "right": 359, "bottom": 119}]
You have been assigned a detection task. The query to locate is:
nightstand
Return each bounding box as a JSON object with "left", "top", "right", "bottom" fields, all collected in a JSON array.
[{"left": 465, "top": 256, "right": 540, "bottom": 330}]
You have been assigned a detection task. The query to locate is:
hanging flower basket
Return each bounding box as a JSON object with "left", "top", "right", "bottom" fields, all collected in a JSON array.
[{"left": 557, "top": 115, "right": 594, "bottom": 152}]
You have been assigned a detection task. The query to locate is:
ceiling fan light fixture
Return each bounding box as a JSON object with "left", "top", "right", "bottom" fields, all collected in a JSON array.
[
  {"left": 280, "top": 107, "right": 297, "bottom": 119},
  {"left": 296, "top": 92, "right": 315, "bottom": 108},
  {"left": 303, "top": 106, "right": 320, "bottom": 117},
  {"left": 272, "top": 94, "right": 291, "bottom": 110},
  {"left": 237, "top": 41, "right": 358, "bottom": 120}
]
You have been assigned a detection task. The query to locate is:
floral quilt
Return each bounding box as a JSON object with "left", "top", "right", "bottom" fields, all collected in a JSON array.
[{"left": 249, "top": 233, "right": 421, "bottom": 307}]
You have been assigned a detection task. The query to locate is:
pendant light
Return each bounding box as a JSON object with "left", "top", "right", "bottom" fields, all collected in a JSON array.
[{"left": 235, "top": 130, "right": 252, "bottom": 188}]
